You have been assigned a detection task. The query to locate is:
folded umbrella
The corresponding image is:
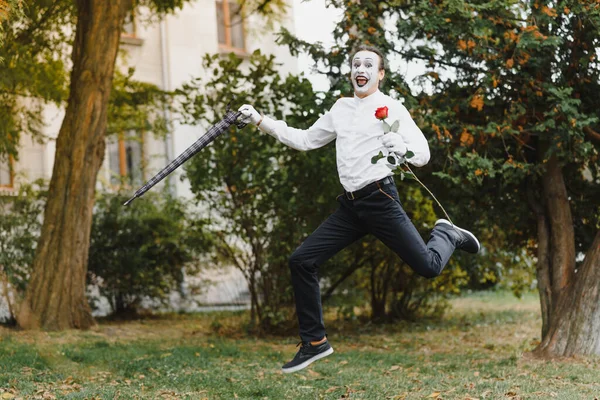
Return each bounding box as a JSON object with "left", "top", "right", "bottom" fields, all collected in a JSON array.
[{"left": 123, "top": 108, "right": 246, "bottom": 206}]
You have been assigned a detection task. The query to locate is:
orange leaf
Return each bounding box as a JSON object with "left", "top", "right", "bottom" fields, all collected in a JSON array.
[
  {"left": 457, "top": 40, "right": 467, "bottom": 51},
  {"left": 518, "top": 52, "right": 530, "bottom": 65},
  {"left": 541, "top": 6, "right": 557, "bottom": 17},
  {"left": 460, "top": 130, "right": 474, "bottom": 146},
  {"left": 470, "top": 95, "right": 484, "bottom": 111},
  {"left": 503, "top": 31, "right": 518, "bottom": 42},
  {"left": 506, "top": 58, "right": 514, "bottom": 68},
  {"left": 432, "top": 123, "right": 442, "bottom": 140}
]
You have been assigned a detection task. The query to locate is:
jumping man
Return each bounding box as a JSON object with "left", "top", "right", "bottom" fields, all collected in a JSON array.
[{"left": 239, "top": 45, "right": 480, "bottom": 374}]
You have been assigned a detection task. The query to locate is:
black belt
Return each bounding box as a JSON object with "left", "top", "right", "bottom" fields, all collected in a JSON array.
[{"left": 345, "top": 176, "right": 394, "bottom": 200}]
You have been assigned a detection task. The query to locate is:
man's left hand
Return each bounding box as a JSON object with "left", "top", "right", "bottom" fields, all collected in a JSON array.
[{"left": 382, "top": 132, "right": 407, "bottom": 156}]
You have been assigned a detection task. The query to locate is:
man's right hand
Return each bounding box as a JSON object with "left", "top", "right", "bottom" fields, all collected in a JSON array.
[{"left": 238, "top": 104, "right": 263, "bottom": 126}]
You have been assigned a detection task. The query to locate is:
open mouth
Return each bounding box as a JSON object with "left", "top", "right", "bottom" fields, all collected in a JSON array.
[{"left": 355, "top": 76, "right": 368, "bottom": 87}]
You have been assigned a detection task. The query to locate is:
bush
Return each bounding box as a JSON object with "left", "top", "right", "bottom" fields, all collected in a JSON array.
[
  {"left": 0, "top": 182, "right": 46, "bottom": 323},
  {"left": 87, "top": 192, "right": 212, "bottom": 317}
]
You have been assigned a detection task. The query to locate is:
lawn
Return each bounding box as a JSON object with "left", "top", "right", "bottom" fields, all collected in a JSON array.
[{"left": 1, "top": 291, "right": 599, "bottom": 399}]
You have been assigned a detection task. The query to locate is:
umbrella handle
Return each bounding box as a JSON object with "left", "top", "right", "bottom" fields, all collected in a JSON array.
[
  {"left": 233, "top": 110, "right": 248, "bottom": 129},
  {"left": 225, "top": 103, "right": 249, "bottom": 129},
  {"left": 235, "top": 119, "right": 248, "bottom": 129}
]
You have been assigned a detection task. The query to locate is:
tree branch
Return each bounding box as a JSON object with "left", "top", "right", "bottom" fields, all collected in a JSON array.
[
  {"left": 584, "top": 126, "right": 600, "bottom": 145},
  {"left": 322, "top": 248, "right": 366, "bottom": 303},
  {"left": 391, "top": 48, "right": 485, "bottom": 74}
]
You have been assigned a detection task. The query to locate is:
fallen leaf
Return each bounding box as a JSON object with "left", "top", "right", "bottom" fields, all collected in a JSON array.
[
  {"left": 428, "top": 392, "right": 441, "bottom": 398},
  {"left": 390, "top": 365, "right": 401, "bottom": 371},
  {"left": 325, "top": 386, "right": 340, "bottom": 393},
  {"left": 307, "top": 369, "right": 321, "bottom": 377},
  {"left": 474, "top": 371, "right": 480, "bottom": 377},
  {"left": 1, "top": 394, "right": 15, "bottom": 400},
  {"left": 338, "top": 360, "right": 348, "bottom": 366},
  {"left": 387, "top": 395, "right": 407, "bottom": 400}
]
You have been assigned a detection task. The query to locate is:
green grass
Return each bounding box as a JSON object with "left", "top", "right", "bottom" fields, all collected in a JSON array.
[{"left": 1, "top": 292, "right": 599, "bottom": 399}]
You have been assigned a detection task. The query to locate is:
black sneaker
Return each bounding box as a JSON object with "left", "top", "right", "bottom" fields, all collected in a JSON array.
[
  {"left": 435, "top": 219, "right": 480, "bottom": 254},
  {"left": 281, "top": 340, "right": 334, "bottom": 373}
]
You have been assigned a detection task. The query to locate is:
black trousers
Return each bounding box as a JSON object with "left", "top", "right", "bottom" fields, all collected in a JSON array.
[{"left": 289, "top": 178, "right": 457, "bottom": 342}]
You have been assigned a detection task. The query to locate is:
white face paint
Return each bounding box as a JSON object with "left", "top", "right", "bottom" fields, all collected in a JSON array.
[{"left": 351, "top": 51, "right": 383, "bottom": 98}]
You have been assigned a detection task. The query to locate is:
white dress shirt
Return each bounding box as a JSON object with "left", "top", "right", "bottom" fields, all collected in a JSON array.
[{"left": 258, "top": 90, "right": 430, "bottom": 192}]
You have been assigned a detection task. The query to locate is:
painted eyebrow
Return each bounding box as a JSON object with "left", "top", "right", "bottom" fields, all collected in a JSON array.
[{"left": 353, "top": 58, "right": 375, "bottom": 62}]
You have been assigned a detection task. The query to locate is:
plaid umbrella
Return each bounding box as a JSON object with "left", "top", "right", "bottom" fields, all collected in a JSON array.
[{"left": 124, "top": 109, "right": 246, "bottom": 206}]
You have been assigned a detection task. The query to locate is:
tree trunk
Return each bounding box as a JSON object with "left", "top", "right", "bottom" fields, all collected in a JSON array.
[
  {"left": 17, "top": 0, "right": 133, "bottom": 330},
  {"left": 370, "top": 259, "right": 392, "bottom": 322},
  {"left": 533, "top": 156, "right": 600, "bottom": 356},
  {"left": 535, "top": 231, "right": 600, "bottom": 356}
]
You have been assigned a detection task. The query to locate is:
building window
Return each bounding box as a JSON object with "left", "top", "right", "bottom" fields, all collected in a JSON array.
[
  {"left": 107, "top": 132, "right": 144, "bottom": 187},
  {"left": 122, "top": 9, "right": 137, "bottom": 38},
  {"left": 0, "top": 156, "right": 14, "bottom": 189},
  {"left": 216, "top": 1, "right": 245, "bottom": 51}
]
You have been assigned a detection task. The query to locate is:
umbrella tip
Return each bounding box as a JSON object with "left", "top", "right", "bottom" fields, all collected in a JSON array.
[{"left": 123, "top": 197, "right": 135, "bottom": 206}]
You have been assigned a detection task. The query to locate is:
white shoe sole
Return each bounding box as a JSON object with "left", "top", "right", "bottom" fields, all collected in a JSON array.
[
  {"left": 435, "top": 219, "right": 480, "bottom": 253},
  {"left": 281, "top": 347, "right": 334, "bottom": 374}
]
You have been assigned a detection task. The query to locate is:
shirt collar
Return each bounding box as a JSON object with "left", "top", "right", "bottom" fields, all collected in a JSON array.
[{"left": 353, "top": 89, "right": 384, "bottom": 104}]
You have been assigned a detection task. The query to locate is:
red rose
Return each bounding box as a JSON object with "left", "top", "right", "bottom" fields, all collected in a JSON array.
[{"left": 374, "top": 106, "right": 388, "bottom": 120}]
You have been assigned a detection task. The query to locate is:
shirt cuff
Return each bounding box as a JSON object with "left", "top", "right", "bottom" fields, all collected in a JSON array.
[{"left": 257, "top": 116, "right": 278, "bottom": 138}]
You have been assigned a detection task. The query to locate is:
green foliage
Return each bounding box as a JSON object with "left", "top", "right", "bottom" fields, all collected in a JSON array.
[
  {"left": 180, "top": 50, "right": 339, "bottom": 331},
  {"left": 0, "top": 0, "right": 177, "bottom": 162},
  {"left": 389, "top": 0, "right": 600, "bottom": 247},
  {"left": 0, "top": 0, "right": 73, "bottom": 161},
  {"left": 87, "top": 192, "right": 213, "bottom": 317},
  {"left": 0, "top": 0, "right": 23, "bottom": 49},
  {"left": 0, "top": 182, "right": 46, "bottom": 321},
  {"left": 107, "top": 69, "right": 172, "bottom": 138}
]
